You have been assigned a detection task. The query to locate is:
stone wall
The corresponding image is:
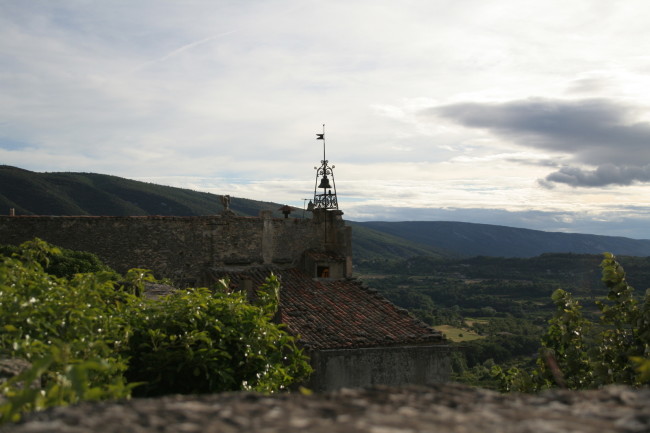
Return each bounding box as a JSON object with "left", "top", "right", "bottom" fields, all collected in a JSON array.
[
  {"left": 7, "top": 383, "right": 646, "bottom": 433},
  {"left": 308, "top": 345, "right": 452, "bottom": 392},
  {"left": 0, "top": 210, "right": 351, "bottom": 285}
]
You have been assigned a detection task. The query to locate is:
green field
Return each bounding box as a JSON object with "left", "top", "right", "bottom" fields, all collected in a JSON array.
[
  {"left": 433, "top": 325, "right": 485, "bottom": 342},
  {"left": 464, "top": 318, "right": 489, "bottom": 327}
]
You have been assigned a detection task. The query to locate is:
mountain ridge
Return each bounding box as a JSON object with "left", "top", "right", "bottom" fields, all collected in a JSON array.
[
  {"left": 2, "top": 165, "right": 649, "bottom": 259},
  {"left": 0, "top": 165, "right": 280, "bottom": 217},
  {"left": 354, "top": 220, "right": 650, "bottom": 258}
]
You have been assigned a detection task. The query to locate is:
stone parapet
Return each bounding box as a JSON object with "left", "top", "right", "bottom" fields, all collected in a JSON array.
[{"left": 0, "top": 212, "right": 351, "bottom": 285}]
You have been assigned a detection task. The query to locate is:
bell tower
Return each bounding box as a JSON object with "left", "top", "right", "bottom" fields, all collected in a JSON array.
[
  {"left": 302, "top": 125, "right": 351, "bottom": 279},
  {"left": 312, "top": 124, "right": 338, "bottom": 211}
]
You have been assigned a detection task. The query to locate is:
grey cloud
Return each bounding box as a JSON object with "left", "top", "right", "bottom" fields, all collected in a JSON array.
[
  {"left": 430, "top": 98, "right": 650, "bottom": 167},
  {"left": 428, "top": 98, "right": 650, "bottom": 187},
  {"left": 540, "top": 164, "right": 650, "bottom": 188},
  {"left": 566, "top": 77, "right": 612, "bottom": 95},
  {"left": 504, "top": 156, "right": 562, "bottom": 167}
]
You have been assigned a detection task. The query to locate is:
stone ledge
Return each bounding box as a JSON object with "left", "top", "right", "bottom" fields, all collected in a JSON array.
[{"left": 3, "top": 383, "right": 649, "bottom": 433}]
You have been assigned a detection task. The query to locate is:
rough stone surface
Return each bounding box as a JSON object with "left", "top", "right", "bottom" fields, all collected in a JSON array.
[
  {"left": 0, "top": 358, "right": 31, "bottom": 385},
  {"left": 309, "top": 346, "right": 450, "bottom": 391},
  {"left": 0, "top": 358, "right": 41, "bottom": 406},
  {"left": 3, "top": 383, "right": 649, "bottom": 433},
  {"left": 0, "top": 213, "right": 346, "bottom": 285}
]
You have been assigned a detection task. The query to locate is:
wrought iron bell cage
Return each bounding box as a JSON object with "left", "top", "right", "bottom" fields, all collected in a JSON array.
[
  {"left": 313, "top": 162, "right": 338, "bottom": 210},
  {"left": 313, "top": 125, "right": 338, "bottom": 210}
]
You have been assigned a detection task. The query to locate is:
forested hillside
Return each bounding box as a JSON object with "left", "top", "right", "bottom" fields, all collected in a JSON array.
[
  {"left": 356, "top": 220, "right": 650, "bottom": 258},
  {"left": 0, "top": 165, "right": 281, "bottom": 217},
  {"left": 348, "top": 222, "right": 450, "bottom": 261}
]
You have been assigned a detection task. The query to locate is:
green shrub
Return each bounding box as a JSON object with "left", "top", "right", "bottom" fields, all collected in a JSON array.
[
  {"left": 0, "top": 346, "right": 137, "bottom": 424},
  {"left": 495, "top": 253, "right": 650, "bottom": 391},
  {"left": 0, "top": 239, "right": 136, "bottom": 423},
  {"left": 1, "top": 239, "right": 312, "bottom": 423},
  {"left": 0, "top": 239, "right": 133, "bottom": 384},
  {"left": 0, "top": 239, "right": 117, "bottom": 279},
  {"left": 124, "top": 274, "right": 312, "bottom": 396}
]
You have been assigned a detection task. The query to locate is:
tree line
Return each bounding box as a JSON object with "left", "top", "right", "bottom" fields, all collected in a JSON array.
[{"left": 359, "top": 252, "right": 650, "bottom": 390}]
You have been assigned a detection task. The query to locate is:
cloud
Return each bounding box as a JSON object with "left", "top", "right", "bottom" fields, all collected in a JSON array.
[
  {"left": 428, "top": 98, "right": 650, "bottom": 187},
  {"left": 449, "top": 151, "right": 560, "bottom": 167},
  {"left": 431, "top": 98, "right": 650, "bottom": 165},
  {"left": 130, "top": 32, "right": 235, "bottom": 74},
  {"left": 540, "top": 164, "right": 650, "bottom": 188}
]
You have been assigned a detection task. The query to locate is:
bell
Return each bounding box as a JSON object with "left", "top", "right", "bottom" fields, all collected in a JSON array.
[{"left": 318, "top": 175, "right": 332, "bottom": 189}]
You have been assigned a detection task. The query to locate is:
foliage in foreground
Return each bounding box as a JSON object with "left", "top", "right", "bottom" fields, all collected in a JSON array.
[
  {"left": 125, "top": 277, "right": 311, "bottom": 396},
  {"left": 493, "top": 253, "right": 650, "bottom": 391},
  {"left": 0, "top": 239, "right": 311, "bottom": 423}
]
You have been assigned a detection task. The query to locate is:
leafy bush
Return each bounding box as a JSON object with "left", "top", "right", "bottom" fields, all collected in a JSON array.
[
  {"left": 0, "top": 346, "right": 137, "bottom": 423},
  {"left": 0, "top": 239, "right": 135, "bottom": 423},
  {"left": 0, "top": 239, "right": 133, "bottom": 383},
  {"left": 0, "top": 239, "right": 312, "bottom": 423},
  {"left": 125, "top": 275, "right": 311, "bottom": 396},
  {"left": 0, "top": 241, "right": 117, "bottom": 279},
  {"left": 495, "top": 253, "right": 650, "bottom": 391}
]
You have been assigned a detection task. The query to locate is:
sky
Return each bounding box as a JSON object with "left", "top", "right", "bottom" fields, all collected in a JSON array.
[{"left": 2, "top": 1, "right": 650, "bottom": 239}]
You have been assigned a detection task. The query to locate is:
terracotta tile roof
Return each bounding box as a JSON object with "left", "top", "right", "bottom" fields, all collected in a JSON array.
[{"left": 210, "top": 267, "right": 445, "bottom": 350}]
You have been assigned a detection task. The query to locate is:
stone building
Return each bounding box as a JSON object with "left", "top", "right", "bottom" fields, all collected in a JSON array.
[
  {"left": 211, "top": 264, "right": 449, "bottom": 391},
  {"left": 0, "top": 209, "right": 450, "bottom": 390},
  {"left": 0, "top": 132, "right": 450, "bottom": 390}
]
